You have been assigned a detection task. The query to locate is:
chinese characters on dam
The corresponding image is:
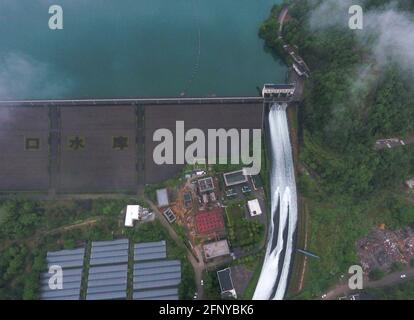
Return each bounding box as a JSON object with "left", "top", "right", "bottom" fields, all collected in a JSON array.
[{"left": 0, "top": 102, "right": 264, "bottom": 193}]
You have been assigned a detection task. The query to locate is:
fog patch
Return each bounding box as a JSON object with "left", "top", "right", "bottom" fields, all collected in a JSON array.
[
  {"left": 308, "top": 0, "right": 414, "bottom": 74},
  {"left": 0, "top": 52, "right": 71, "bottom": 100}
]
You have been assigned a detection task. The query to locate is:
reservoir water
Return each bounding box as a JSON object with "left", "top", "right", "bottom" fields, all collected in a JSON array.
[{"left": 0, "top": 0, "right": 286, "bottom": 99}]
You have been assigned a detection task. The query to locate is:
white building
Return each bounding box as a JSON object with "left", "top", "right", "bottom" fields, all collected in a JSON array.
[
  {"left": 156, "top": 188, "right": 169, "bottom": 207},
  {"left": 262, "top": 84, "right": 295, "bottom": 98},
  {"left": 125, "top": 205, "right": 153, "bottom": 227},
  {"left": 247, "top": 199, "right": 262, "bottom": 217}
]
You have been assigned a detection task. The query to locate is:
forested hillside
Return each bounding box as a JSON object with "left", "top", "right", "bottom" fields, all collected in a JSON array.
[{"left": 259, "top": 0, "right": 414, "bottom": 297}]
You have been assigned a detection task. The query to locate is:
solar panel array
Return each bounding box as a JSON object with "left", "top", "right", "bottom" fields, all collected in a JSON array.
[
  {"left": 90, "top": 238, "right": 129, "bottom": 266},
  {"left": 39, "top": 239, "right": 181, "bottom": 300},
  {"left": 134, "top": 240, "right": 167, "bottom": 262},
  {"left": 46, "top": 248, "right": 85, "bottom": 269},
  {"left": 40, "top": 248, "right": 86, "bottom": 300},
  {"left": 133, "top": 287, "right": 179, "bottom": 300},
  {"left": 40, "top": 268, "right": 84, "bottom": 300},
  {"left": 133, "top": 260, "right": 181, "bottom": 300},
  {"left": 86, "top": 264, "right": 128, "bottom": 300}
]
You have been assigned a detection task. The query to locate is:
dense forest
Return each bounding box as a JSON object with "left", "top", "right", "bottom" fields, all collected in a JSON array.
[{"left": 260, "top": 0, "right": 414, "bottom": 297}]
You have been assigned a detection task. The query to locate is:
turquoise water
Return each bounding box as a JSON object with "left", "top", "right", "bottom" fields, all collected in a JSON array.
[{"left": 0, "top": 0, "right": 285, "bottom": 99}]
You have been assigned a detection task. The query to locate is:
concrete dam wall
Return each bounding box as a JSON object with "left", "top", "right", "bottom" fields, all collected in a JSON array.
[{"left": 0, "top": 101, "right": 264, "bottom": 194}]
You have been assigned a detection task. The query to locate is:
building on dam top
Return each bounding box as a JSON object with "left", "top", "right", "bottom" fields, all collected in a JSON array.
[{"left": 262, "top": 84, "right": 295, "bottom": 99}]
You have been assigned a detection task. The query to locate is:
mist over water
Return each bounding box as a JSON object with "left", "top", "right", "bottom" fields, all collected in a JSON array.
[
  {"left": 0, "top": 0, "right": 285, "bottom": 99},
  {"left": 253, "top": 103, "right": 298, "bottom": 300}
]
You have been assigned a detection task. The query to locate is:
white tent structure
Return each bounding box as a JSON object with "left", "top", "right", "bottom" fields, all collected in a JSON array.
[{"left": 125, "top": 205, "right": 153, "bottom": 227}]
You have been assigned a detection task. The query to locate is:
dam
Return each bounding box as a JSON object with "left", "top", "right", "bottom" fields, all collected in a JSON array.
[
  {"left": 0, "top": 85, "right": 298, "bottom": 300},
  {"left": 0, "top": 91, "right": 291, "bottom": 194},
  {"left": 0, "top": 84, "right": 295, "bottom": 194}
]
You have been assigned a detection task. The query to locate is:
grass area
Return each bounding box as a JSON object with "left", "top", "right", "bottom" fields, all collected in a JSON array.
[
  {"left": 144, "top": 164, "right": 199, "bottom": 202},
  {"left": 225, "top": 202, "right": 264, "bottom": 250},
  {"left": 171, "top": 223, "right": 188, "bottom": 243},
  {"left": 295, "top": 169, "right": 414, "bottom": 299},
  {"left": 240, "top": 256, "right": 264, "bottom": 300},
  {"left": 365, "top": 280, "right": 414, "bottom": 300},
  {"left": 202, "top": 270, "right": 221, "bottom": 300}
]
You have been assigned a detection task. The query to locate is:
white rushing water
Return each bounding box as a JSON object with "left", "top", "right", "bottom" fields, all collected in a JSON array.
[{"left": 253, "top": 103, "right": 298, "bottom": 300}]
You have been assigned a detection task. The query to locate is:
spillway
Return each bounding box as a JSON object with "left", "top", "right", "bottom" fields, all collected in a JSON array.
[{"left": 253, "top": 102, "right": 298, "bottom": 300}]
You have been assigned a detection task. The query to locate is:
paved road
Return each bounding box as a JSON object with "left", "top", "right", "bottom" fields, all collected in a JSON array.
[
  {"left": 324, "top": 267, "right": 414, "bottom": 300},
  {"left": 375, "top": 134, "right": 414, "bottom": 150},
  {"left": 0, "top": 96, "right": 265, "bottom": 107},
  {"left": 278, "top": 6, "right": 289, "bottom": 36}
]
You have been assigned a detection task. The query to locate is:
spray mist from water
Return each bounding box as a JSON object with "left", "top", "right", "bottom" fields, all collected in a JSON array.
[{"left": 253, "top": 103, "right": 298, "bottom": 300}]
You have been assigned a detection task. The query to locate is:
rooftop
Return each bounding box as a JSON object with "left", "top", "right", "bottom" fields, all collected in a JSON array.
[
  {"left": 156, "top": 188, "right": 169, "bottom": 207},
  {"left": 125, "top": 205, "right": 152, "bottom": 227},
  {"left": 247, "top": 199, "right": 262, "bottom": 217},
  {"left": 223, "top": 170, "right": 248, "bottom": 187},
  {"left": 217, "top": 268, "right": 237, "bottom": 298},
  {"left": 197, "top": 177, "right": 215, "bottom": 193},
  {"left": 90, "top": 239, "right": 129, "bottom": 266},
  {"left": 133, "top": 260, "right": 181, "bottom": 300},
  {"left": 40, "top": 248, "right": 85, "bottom": 300},
  {"left": 163, "top": 207, "right": 177, "bottom": 224},
  {"left": 134, "top": 241, "right": 167, "bottom": 262},
  {"left": 202, "top": 240, "right": 230, "bottom": 260},
  {"left": 86, "top": 264, "right": 128, "bottom": 300}
]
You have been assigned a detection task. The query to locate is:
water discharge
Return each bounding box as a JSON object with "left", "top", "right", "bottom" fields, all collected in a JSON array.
[{"left": 253, "top": 103, "right": 298, "bottom": 300}]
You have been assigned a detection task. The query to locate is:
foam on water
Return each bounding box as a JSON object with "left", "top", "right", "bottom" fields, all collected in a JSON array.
[{"left": 253, "top": 103, "right": 298, "bottom": 300}]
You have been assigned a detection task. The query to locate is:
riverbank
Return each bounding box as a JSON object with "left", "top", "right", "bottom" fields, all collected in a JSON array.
[
  {"left": 286, "top": 103, "right": 310, "bottom": 297},
  {"left": 261, "top": 2, "right": 310, "bottom": 298}
]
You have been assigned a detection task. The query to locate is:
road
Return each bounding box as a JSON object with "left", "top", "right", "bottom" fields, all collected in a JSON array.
[
  {"left": 144, "top": 196, "right": 206, "bottom": 299},
  {"left": 324, "top": 267, "right": 414, "bottom": 300},
  {"left": 375, "top": 134, "right": 414, "bottom": 150},
  {"left": 0, "top": 96, "right": 265, "bottom": 107},
  {"left": 277, "top": 6, "right": 307, "bottom": 102},
  {"left": 278, "top": 6, "right": 289, "bottom": 36}
]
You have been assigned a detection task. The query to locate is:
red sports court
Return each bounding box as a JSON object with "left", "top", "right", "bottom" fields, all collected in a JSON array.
[{"left": 195, "top": 208, "right": 225, "bottom": 235}]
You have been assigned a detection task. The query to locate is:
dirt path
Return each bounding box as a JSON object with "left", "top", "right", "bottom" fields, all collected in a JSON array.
[
  {"left": 145, "top": 196, "right": 206, "bottom": 299},
  {"left": 324, "top": 267, "right": 414, "bottom": 299},
  {"left": 45, "top": 217, "right": 100, "bottom": 235}
]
